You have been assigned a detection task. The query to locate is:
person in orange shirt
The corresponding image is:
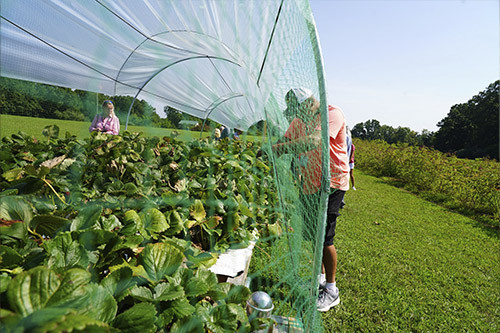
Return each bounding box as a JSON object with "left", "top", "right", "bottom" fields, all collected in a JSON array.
[{"left": 271, "top": 88, "right": 349, "bottom": 312}]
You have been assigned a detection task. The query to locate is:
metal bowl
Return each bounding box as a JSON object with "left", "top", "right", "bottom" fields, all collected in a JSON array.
[{"left": 246, "top": 291, "right": 274, "bottom": 318}]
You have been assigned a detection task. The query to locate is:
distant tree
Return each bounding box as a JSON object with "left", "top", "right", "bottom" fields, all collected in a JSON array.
[
  {"left": 364, "top": 119, "right": 381, "bottom": 140},
  {"left": 434, "top": 80, "right": 499, "bottom": 160},
  {"left": 351, "top": 122, "right": 366, "bottom": 139},
  {"left": 351, "top": 118, "right": 434, "bottom": 147},
  {"left": 419, "top": 129, "right": 434, "bottom": 147},
  {"left": 166, "top": 108, "right": 183, "bottom": 128}
]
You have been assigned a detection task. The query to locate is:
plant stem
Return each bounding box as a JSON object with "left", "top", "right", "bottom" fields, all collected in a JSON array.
[
  {"left": 42, "top": 178, "right": 66, "bottom": 204},
  {"left": 27, "top": 226, "right": 44, "bottom": 243}
]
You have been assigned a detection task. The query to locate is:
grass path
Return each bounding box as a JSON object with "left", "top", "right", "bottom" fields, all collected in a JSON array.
[{"left": 322, "top": 170, "right": 499, "bottom": 332}]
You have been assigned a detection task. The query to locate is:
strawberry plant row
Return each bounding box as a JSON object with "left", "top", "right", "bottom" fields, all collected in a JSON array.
[{"left": 0, "top": 128, "right": 283, "bottom": 332}]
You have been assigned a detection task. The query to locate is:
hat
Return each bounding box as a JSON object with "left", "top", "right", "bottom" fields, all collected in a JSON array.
[{"left": 289, "top": 88, "right": 314, "bottom": 104}]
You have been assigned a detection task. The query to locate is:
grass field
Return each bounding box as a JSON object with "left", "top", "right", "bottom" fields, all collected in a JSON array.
[
  {"left": 0, "top": 114, "right": 211, "bottom": 141},
  {"left": 250, "top": 170, "right": 499, "bottom": 332},
  {"left": 319, "top": 170, "right": 499, "bottom": 332},
  {"left": 0, "top": 114, "right": 265, "bottom": 142}
]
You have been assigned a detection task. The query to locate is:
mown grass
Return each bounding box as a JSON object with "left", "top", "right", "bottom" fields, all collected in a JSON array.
[
  {"left": 0, "top": 114, "right": 210, "bottom": 141},
  {"left": 0, "top": 114, "right": 263, "bottom": 142},
  {"left": 322, "top": 170, "right": 499, "bottom": 332},
  {"left": 250, "top": 170, "right": 499, "bottom": 332}
]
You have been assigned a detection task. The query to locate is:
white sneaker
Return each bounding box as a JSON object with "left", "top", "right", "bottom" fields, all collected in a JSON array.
[
  {"left": 317, "top": 287, "right": 340, "bottom": 312},
  {"left": 352, "top": 186, "right": 356, "bottom": 191}
]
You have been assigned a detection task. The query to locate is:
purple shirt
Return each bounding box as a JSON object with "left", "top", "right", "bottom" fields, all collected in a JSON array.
[{"left": 89, "top": 114, "right": 120, "bottom": 135}]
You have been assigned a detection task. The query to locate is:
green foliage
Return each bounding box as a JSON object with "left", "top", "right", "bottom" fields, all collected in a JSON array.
[
  {"left": 434, "top": 80, "right": 499, "bottom": 160},
  {"left": 0, "top": 130, "right": 279, "bottom": 331},
  {"left": 351, "top": 119, "right": 430, "bottom": 146},
  {"left": 354, "top": 138, "right": 500, "bottom": 225},
  {"left": 352, "top": 80, "right": 499, "bottom": 160},
  {"left": 0, "top": 77, "right": 172, "bottom": 128}
]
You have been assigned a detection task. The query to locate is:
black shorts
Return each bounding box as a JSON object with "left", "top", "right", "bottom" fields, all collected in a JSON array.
[
  {"left": 325, "top": 190, "right": 345, "bottom": 246},
  {"left": 300, "top": 189, "right": 345, "bottom": 246}
]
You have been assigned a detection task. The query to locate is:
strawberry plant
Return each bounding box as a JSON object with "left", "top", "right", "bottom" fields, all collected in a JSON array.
[{"left": 0, "top": 128, "right": 284, "bottom": 331}]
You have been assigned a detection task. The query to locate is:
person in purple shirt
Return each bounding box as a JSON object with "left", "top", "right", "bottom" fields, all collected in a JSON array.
[{"left": 89, "top": 100, "right": 120, "bottom": 135}]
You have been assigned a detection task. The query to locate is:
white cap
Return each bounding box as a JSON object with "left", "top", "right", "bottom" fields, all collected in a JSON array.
[{"left": 290, "top": 88, "right": 314, "bottom": 104}]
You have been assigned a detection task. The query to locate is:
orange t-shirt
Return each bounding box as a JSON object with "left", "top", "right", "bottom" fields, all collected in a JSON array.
[{"left": 284, "top": 105, "right": 350, "bottom": 194}]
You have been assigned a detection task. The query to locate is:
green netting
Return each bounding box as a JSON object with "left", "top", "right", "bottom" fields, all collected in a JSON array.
[{"left": 1, "top": 1, "right": 335, "bottom": 332}]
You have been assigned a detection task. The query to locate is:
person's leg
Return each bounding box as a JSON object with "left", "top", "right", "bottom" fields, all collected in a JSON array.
[
  {"left": 317, "top": 190, "right": 345, "bottom": 311},
  {"left": 350, "top": 168, "right": 355, "bottom": 188},
  {"left": 323, "top": 244, "right": 337, "bottom": 283}
]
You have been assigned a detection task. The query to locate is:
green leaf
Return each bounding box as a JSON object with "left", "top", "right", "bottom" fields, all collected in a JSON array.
[
  {"left": 170, "top": 297, "right": 195, "bottom": 318},
  {"left": 170, "top": 316, "right": 204, "bottom": 332},
  {"left": 0, "top": 220, "right": 28, "bottom": 241},
  {"left": 13, "top": 307, "right": 72, "bottom": 332},
  {"left": 184, "top": 277, "right": 209, "bottom": 297},
  {"left": 70, "top": 205, "right": 102, "bottom": 231},
  {"left": 77, "top": 229, "right": 118, "bottom": 251},
  {"left": 46, "top": 268, "right": 91, "bottom": 308},
  {"left": 186, "top": 251, "right": 218, "bottom": 269},
  {"left": 267, "top": 222, "right": 282, "bottom": 237},
  {"left": 239, "top": 202, "right": 254, "bottom": 218},
  {"left": 121, "top": 209, "right": 142, "bottom": 235},
  {"left": 100, "top": 214, "right": 122, "bottom": 231},
  {"left": 75, "top": 284, "right": 117, "bottom": 323},
  {"left": 101, "top": 266, "right": 136, "bottom": 299},
  {"left": 24, "top": 165, "right": 39, "bottom": 177},
  {"left": 0, "top": 245, "right": 23, "bottom": 268},
  {"left": 0, "top": 273, "right": 12, "bottom": 293},
  {"left": 140, "top": 242, "right": 184, "bottom": 282},
  {"left": 157, "top": 309, "right": 175, "bottom": 329},
  {"left": 196, "top": 268, "right": 218, "bottom": 289},
  {"left": 0, "top": 196, "right": 33, "bottom": 223},
  {"left": 190, "top": 199, "right": 206, "bottom": 223},
  {"left": 208, "top": 303, "right": 240, "bottom": 332},
  {"left": 223, "top": 160, "right": 242, "bottom": 171},
  {"left": 140, "top": 207, "right": 169, "bottom": 235},
  {"left": 2, "top": 167, "right": 24, "bottom": 181},
  {"left": 128, "top": 285, "right": 154, "bottom": 302},
  {"left": 30, "top": 215, "right": 69, "bottom": 238},
  {"left": 207, "top": 282, "right": 232, "bottom": 302},
  {"left": 0, "top": 308, "right": 21, "bottom": 327},
  {"left": 7, "top": 267, "right": 62, "bottom": 316},
  {"left": 165, "top": 210, "right": 184, "bottom": 236},
  {"left": 112, "top": 302, "right": 157, "bottom": 333},
  {"left": 227, "top": 302, "right": 248, "bottom": 324},
  {"left": 124, "top": 182, "right": 138, "bottom": 196},
  {"left": 29, "top": 311, "right": 110, "bottom": 333},
  {"left": 226, "top": 285, "right": 251, "bottom": 304},
  {"left": 154, "top": 282, "right": 184, "bottom": 301},
  {"left": 44, "top": 232, "right": 90, "bottom": 269}
]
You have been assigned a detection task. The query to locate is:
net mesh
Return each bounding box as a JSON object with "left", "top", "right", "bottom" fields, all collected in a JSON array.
[{"left": 0, "top": 1, "right": 331, "bottom": 331}]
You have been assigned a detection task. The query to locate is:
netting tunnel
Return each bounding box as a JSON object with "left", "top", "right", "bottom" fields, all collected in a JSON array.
[{"left": 1, "top": 0, "right": 331, "bottom": 331}]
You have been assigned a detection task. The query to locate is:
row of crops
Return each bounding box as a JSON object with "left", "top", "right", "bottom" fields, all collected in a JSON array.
[
  {"left": 0, "top": 128, "right": 286, "bottom": 332},
  {"left": 354, "top": 138, "right": 500, "bottom": 226}
]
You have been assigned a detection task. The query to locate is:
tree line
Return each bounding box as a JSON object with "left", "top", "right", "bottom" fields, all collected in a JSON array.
[
  {"left": 0, "top": 77, "right": 216, "bottom": 130},
  {"left": 1, "top": 77, "right": 497, "bottom": 159},
  {"left": 351, "top": 80, "right": 499, "bottom": 160}
]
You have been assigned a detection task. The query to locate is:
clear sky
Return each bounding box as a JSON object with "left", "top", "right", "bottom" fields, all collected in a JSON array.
[{"left": 309, "top": 0, "right": 499, "bottom": 133}]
